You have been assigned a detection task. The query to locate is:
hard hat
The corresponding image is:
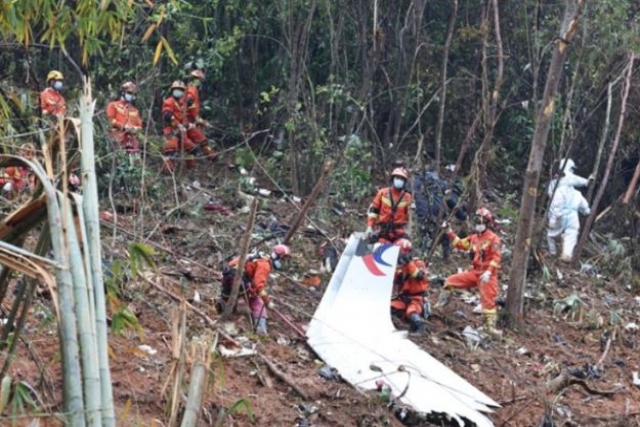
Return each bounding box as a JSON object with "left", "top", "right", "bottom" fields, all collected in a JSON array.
[
  {"left": 170, "top": 80, "right": 186, "bottom": 91},
  {"left": 121, "top": 81, "right": 137, "bottom": 93},
  {"left": 391, "top": 167, "right": 409, "bottom": 181},
  {"left": 394, "top": 238, "right": 412, "bottom": 254},
  {"left": 414, "top": 258, "right": 427, "bottom": 270},
  {"left": 559, "top": 158, "right": 576, "bottom": 174},
  {"left": 47, "top": 70, "right": 64, "bottom": 82},
  {"left": 475, "top": 207, "right": 493, "bottom": 224},
  {"left": 190, "top": 69, "right": 205, "bottom": 79},
  {"left": 272, "top": 244, "right": 292, "bottom": 258}
]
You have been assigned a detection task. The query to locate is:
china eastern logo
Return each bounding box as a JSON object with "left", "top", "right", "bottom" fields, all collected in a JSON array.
[{"left": 362, "top": 243, "right": 393, "bottom": 276}]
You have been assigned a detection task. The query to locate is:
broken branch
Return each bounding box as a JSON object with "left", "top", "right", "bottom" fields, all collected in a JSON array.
[{"left": 258, "top": 353, "right": 310, "bottom": 400}]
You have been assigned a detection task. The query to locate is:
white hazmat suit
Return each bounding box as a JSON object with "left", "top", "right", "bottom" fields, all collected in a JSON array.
[{"left": 547, "top": 186, "right": 591, "bottom": 261}]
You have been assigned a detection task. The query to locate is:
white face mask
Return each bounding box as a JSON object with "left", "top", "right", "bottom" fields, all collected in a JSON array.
[
  {"left": 272, "top": 258, "right": 282, "bottom": 270},
  {"left": 53, "top": 81, "right": 64, "bottom": 91},
  {"left": 393, "top": 178, "right": 405, "bottom": 190},
  {"left": 172, "top": 90, "right": 184, "bottom": 99},
  {"left": 124, "top": 93, "right": 134, "bottom": 102},
  {"left": 475, "top": 224, "right": 486, "bottom": 233}
]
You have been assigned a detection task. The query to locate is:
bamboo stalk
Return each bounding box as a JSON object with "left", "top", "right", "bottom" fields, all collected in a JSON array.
[
  {"left": 79, "top": 78, "right": 115, "bottom": 426},
  {"left": 62, "top": 196, "right": 102, "bottom": 427},
  {"left": 179, "top": 361, "right": 207, "bottom": 427}
]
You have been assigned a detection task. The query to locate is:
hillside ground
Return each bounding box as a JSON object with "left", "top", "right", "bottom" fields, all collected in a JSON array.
[{"left": 3, "top": 152, "right": 640, "bottom": 427}]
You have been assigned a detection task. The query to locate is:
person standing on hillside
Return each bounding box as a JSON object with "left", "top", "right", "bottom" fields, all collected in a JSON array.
[
  {"left": 161, "top": 80, "right": 199, "bottom": 172},
  {"left": 39, "top": 70, "right": 66, "bottom": 120},
  {"left": 106, "top": 82, "right": 143, "bottom": 155},
  {"left": 365, "top": 168, "right": 412, "bottom": 243},
  {"left": 436, "top": 207, "right": 503, "bottom": 337},
  {"left": 216, "top": 244, "right": 292, "bottom": 335},
  {"left": 391, "top": 239, "right": 429, "bottom": 333},
  {"left": 547, "top": 185, "right": 591, "bottom": 262},
  {"left": 184, "top": 69, "right": 217, "bottom": 161}
]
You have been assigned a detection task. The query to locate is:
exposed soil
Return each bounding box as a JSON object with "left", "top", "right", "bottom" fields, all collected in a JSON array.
[{"left": 3, "top": 158, "right": 640, "bottom": 427}]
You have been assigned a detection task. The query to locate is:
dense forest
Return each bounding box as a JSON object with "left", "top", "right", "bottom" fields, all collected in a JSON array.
[{"left": 1, "top": 1, "right": 640, "bottom": 426}]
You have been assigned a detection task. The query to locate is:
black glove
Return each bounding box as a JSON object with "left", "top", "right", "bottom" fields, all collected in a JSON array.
[
  {"left": 186, "top": 98, "right": 194, "bottom": 107},
  {"left": 415, "top": 270, "right": 425, "bottom": 281},
  {"left": 163, "top": 111, "right": 173, "bottom": 123}
]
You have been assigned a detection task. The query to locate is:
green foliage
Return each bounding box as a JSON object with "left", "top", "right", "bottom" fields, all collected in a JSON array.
[
  {"left": 111, "top": 307, "right": 144, "bottom": 340},
  {"left": 228, "top": 398, "right": 255, "bottom": 422},
  {"left": 0, "top": 377, "right": 41, "bottom": 425},
  {"left": 496, "top": 192, "right": 520, "bottom": 220},
  {"left": 129, "top": 242, "right": 157, "bottom": 280},
  {"left": 328, "top": 135, "right": 373, "bottom": 203}
]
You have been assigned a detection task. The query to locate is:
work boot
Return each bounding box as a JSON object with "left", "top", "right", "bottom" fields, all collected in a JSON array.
[
  {"left": 483, "top": 309, "right": 503, "bottom": 338},
  {"left": 408, "top": 313, "right": 426, "bottom": 333},
  {"left": 255, "top": 318, "right": 268, "bottom": 336}
]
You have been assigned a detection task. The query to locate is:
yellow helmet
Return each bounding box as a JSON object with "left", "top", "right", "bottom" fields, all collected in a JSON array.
[{"left": 47, "top": 70, "right": 64, "bottom": 82}]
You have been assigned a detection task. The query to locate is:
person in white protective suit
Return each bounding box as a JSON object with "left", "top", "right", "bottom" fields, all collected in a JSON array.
[
  {"left": 547, "top": 184, "right": 591, "bottom": 262},
  {"left": 547, "top": 158, "right": 590, "bottom": 195}
]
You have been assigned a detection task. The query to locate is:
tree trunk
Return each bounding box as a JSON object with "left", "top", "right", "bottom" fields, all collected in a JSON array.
[
  {"left": 434, "top": 0, "right": 458, "bottom": 171},
  {"left": 587, "top": 80, "right": 616, "bottom": 202},
  {"left": 506, "top": 0, "right": 585, "bottom": 328},
  {"left": 573, "top": 52, "right": 635, "bottom": 262}
]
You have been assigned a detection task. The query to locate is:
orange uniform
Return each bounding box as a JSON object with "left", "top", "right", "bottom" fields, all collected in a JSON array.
[
  {"left": 106, "top": 99, "right": 143, "bottom": 153},
  {"left": 39, "top": 88, "right": 66, "bottom": 117},
  {"left": 161, "top": 96, "right": 197, "bottom": 164},
  {"left": 182, "top": 84, "right": 217, "bottom": 160},
  {"left": 221, "top": 254, "right": 273, "bottom": 321},
  {"left": 445, "top": 229, "right": 501, "bottom": 311},
  {"left": 185, "top": 85, "right": 201, "bottom": 122},
  {"left": 367, "top": 187, "right": 412, "bottom": 242},
  {"left": 0, "top": 166, "right": 33, "bottom": 197},
  {"left": 391, "top": 259, "right": 429, "bottom": 318}
]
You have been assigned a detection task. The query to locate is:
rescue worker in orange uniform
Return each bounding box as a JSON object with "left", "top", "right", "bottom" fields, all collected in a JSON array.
[
  {"left": 39, "top": 70, "right": 67, "bottom": 119},
  {"left": 437, "top": 207, "right": 503, "bottom": 336},
  {"left": 106, "top": 82, "right": 143, "bottom": 154},
  {"left": 217, "top": 244, "right": 292, "bottom": 335},
  {"left": 0, "top": 143, "right": 37, "bottom": 198},
  {"left": 390, "top": 239, "right": 429, "bottom": 333},
  {"left": 184, "top": 69, "right": 217, "bottom": 161},
  {"left": 162, "top": 80, "right": 198, "bottom": 171},
  {"left": 366, "top": 168, "right": 412, "bottom": 243}
]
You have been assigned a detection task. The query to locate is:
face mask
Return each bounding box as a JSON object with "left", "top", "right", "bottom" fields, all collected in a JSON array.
[
  {"left": 272, "top": 259, "right": 282, "bottom": 270},
  {"left": 475, "top": 224, "right": 486, "bottom": 233},
  {"left": 172, "top": 90, "right": 184, "bottom": 99},
  {"left": 393, "top": 178, "right": 405, "bottom": 190},
  {"left": 124, "top": 93, "right": 134, "bottom": 102},
  {"left": 53, "top": 81, "right": 64, "bottom": 91}
]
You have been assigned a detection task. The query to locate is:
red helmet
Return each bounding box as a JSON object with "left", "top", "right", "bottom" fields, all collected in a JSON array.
[
  {"left": 391, "top": 167, "right": 409, "bottom": 181},
  {"left": 190, "top": 69, "right": 205, "bottom": 80},
  {"left": 394, "top": 238, "right": 412, "bottom": 254},
  {"left": 475, "top": 207, "right": 494, "bottom": 224},
  {"left": 272, "top": 244, "right": 292, "bottom": 259}
]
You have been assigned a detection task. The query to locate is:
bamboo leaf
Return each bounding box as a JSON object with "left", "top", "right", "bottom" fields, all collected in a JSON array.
[
  {"left": 141, "top": 23, "right": 156, "bottom": 42},
  {"left": 160, "top": 36, "right": 178, "bottom": 65},
  {"left": 0, "top": 376, "right": 12, "bottom": 414},
  {"left": 228, "top": 398, "right": 255, "bottom": 421},
  {"left": 152, "top": 40, "right": 163, "bottom": 65}
]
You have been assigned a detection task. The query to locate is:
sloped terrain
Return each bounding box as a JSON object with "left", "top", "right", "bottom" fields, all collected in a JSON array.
[{"left": 4, "top": 158, "right": 640, "bottom": 427}]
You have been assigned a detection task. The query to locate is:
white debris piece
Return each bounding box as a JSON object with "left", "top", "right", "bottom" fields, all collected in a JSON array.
[
  {"left": 307, "top": 234, "right": 499, "bottom": 427},
  {"left": 137, "top": 345, "right": 157, "bottom": 356}
]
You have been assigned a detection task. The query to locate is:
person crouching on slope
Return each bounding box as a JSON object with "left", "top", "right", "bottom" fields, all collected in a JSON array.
[
  {"left": 436, "top": 207, "right": 503, "bottom": 336},
  {"left": 390, "top": 238, "right": 429, "bottom": 333},
  {"left": 217, "top": 244, "right": 292, "bottom": 335}
]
